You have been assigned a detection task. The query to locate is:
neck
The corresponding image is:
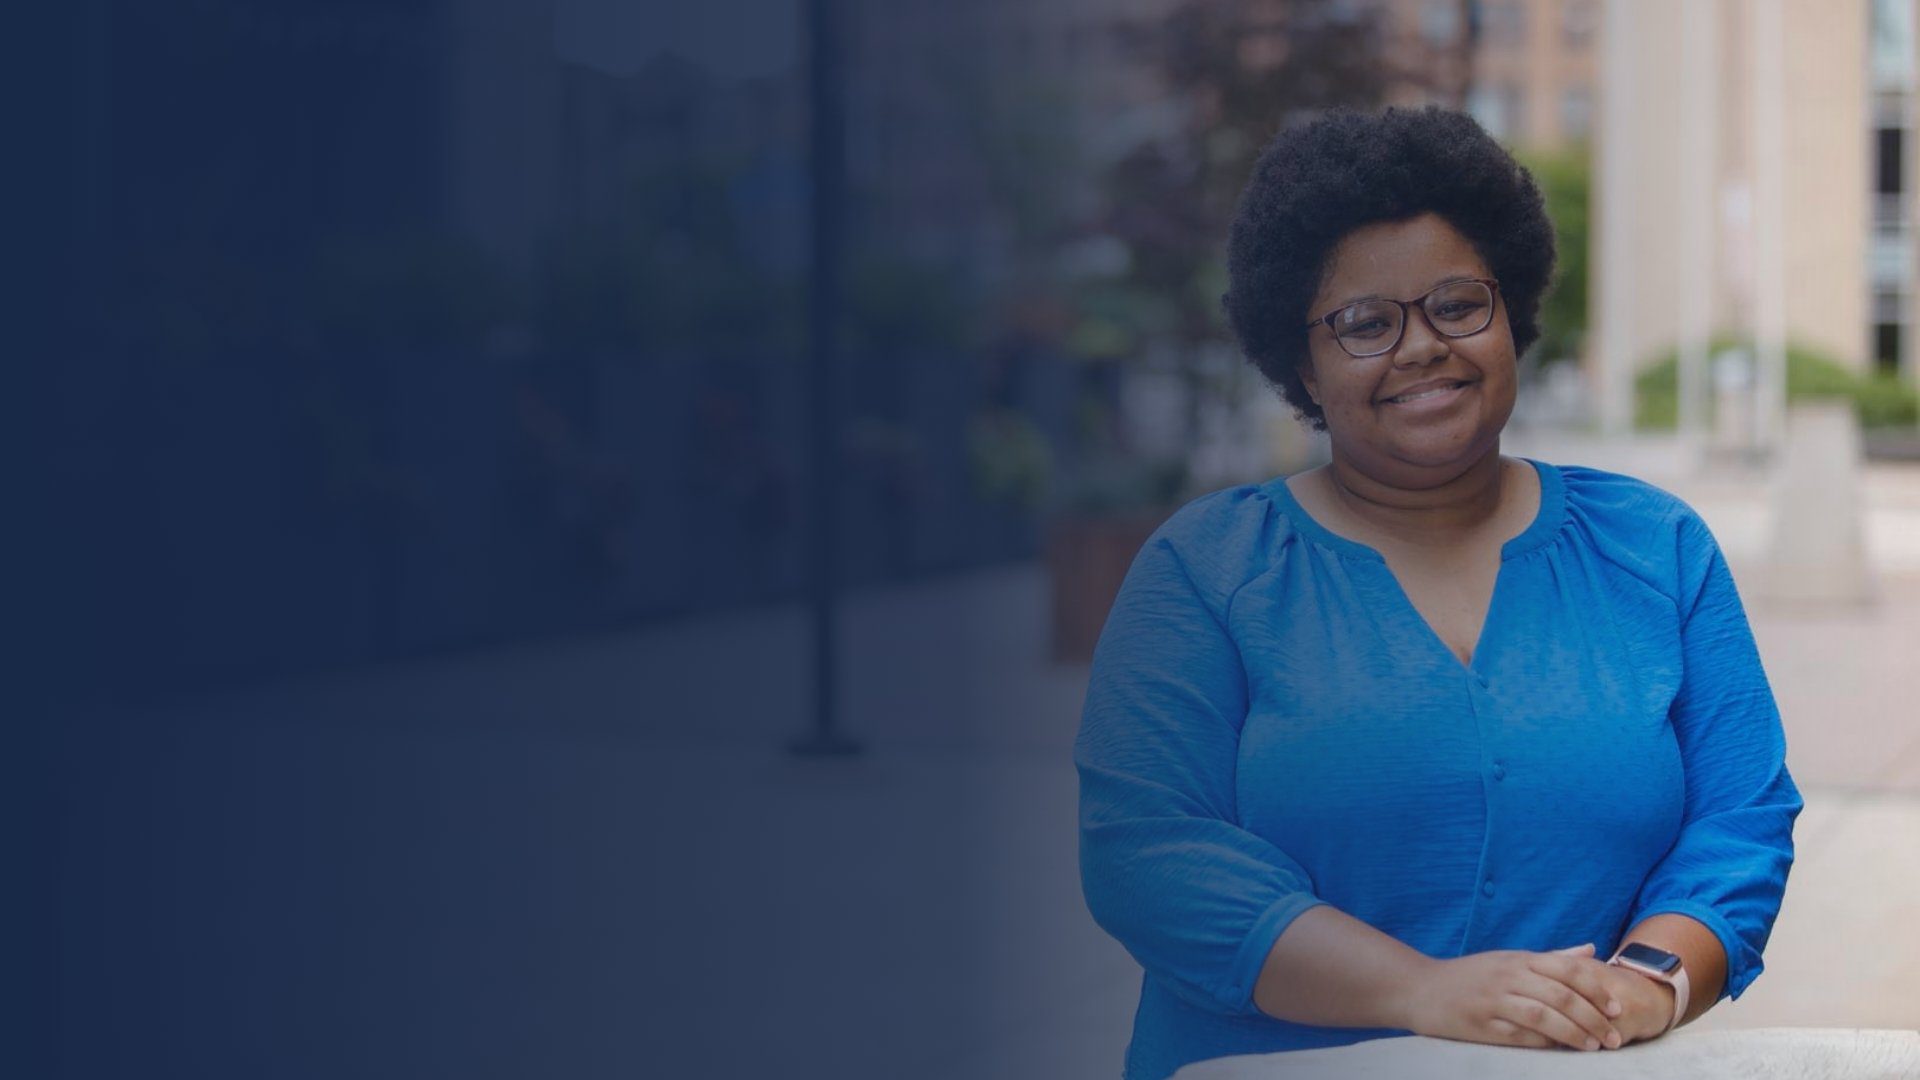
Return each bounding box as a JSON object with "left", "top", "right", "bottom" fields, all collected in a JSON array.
[{"left": 1321, "top": 447, "right": 1510, "bottom": 549}]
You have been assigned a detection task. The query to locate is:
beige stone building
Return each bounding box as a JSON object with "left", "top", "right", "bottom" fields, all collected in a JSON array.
[
  {"left": 1377, "top": 0, "right": 1600, "bottom": 149},
  {"left": 1591, "top": 0, "right": 1917, "bottom": 443}
]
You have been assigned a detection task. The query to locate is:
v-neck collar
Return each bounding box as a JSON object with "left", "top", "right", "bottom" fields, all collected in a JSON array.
[
  {"left": 1268, "top": 458, "right": 1567, "bottom": 675},
  {"left": 1268, "top": 457, "right": 1565, "bottom": 565}
]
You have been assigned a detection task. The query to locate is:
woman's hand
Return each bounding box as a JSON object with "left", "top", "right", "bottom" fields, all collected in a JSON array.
[
  {"left": 1589, "top": 961, "right": 1680, "bottom": 1046},
  {"left": 1400, "top": 943, "right": 1625, "bottom": 1051},
  {"left": 1531, "top": 946, "right": 1682, "bottom": 1046}
]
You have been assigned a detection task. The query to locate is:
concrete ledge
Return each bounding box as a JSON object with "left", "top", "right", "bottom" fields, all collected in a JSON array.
[{"left": 1173, "top": 1028, "right": 1920, "bottom": 1079}]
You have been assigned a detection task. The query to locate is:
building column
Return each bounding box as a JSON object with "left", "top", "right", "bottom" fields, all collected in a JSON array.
[
  {"left": 1595, "top": 0, "right": 1638, "bottom": 437},
  {"left": 1679, "top": 0, "right": 1719, "bottom": 445},
  {"left": 1750, "top": 0, "right": 1789, "bottom": 453}
]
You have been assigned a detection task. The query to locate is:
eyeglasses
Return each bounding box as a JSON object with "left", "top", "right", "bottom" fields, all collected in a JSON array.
[{"left": 1304, "top": 278, "right": 1501, "bottom": 359}]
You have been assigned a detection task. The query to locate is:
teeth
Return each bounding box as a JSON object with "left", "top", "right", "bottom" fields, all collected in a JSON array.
[{"left": 1388, "top": 382, "right": 1463, "bottom": 404}]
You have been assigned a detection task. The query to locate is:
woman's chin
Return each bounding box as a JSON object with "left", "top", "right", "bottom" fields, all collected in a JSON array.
[{"left": 1381, "top": 410, "right": 1512, "bottom": 465}]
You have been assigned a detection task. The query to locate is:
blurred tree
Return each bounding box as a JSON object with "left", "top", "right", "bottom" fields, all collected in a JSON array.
[
  {"left": 1085, "top": 0, "right": 1468, "bottom": 496},
  {"left": 1516, "top": 145, "right": 1591, "bottom": 365},
  {"left": 538, "top": 161, "right": 801, "bottom": 357}
]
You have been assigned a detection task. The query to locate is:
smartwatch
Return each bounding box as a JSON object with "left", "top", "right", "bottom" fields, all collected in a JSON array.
[{"left": 1608, "top": 942, "right": 1689, "bottom": 1033}]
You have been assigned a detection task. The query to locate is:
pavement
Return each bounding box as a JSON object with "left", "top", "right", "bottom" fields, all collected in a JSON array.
[{"left": 49, "top": 438, "right": 1920, "bottom": 1079}]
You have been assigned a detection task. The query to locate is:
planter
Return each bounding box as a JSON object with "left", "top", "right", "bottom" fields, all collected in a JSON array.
[
  {"left": 1045, "top": 508, "right": 1176, "bottom": 664},
  {"left": 1864, "top": 429, "right": 1920, "bottom": 461}
]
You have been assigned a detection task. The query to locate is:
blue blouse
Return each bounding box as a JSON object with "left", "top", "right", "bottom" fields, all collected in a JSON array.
[{"left": 1075, "top": 458, "right": 1802, "bottom": 1080}]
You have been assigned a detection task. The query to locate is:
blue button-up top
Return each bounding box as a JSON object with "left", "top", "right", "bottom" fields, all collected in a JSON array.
[{"left": 1075, "top": 458, "right": 1802, "bottom": 1080}]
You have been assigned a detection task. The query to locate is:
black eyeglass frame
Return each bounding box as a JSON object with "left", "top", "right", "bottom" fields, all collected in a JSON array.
[{"left": 1303, "top": 277, "right": 1503, "bottom": 359}]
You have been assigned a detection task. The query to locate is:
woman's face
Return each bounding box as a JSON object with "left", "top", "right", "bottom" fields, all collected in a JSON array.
[{"left": 1300, "top": 212, "right": 1517, "bottom": 485}]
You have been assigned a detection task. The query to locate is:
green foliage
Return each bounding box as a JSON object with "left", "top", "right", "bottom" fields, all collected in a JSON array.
[
  {"left": 844, "top": 255, "right": 977, "bottom": 351},
  {"left": 539, "top": 160, "right": 802, "bottom": 355},
  {"left": 1785, "top": 346, "right": 1864, "bottom": 401},
  {"left": 1634, "top": 349, "right": 1680, "bottom": 430},
  {"left": 540, "top": 158, "right": 979, "bottom": 356},
  {"left": 1063, "top": 278, "right": 1178, "bottom": 362},
  {"left": 1858, "top": 371, "right": 1920, "bottom": 427},
  {"left": 1635, "top": 340, "right": 1919, "bottom": 430},
  {"left": 967, "top": 409, "right": 1055, "bottom": 509},
  {"left": 1057, "top": 454, "right": 1190, "bottom": 515},
  {"left": 1514, "top": 146, "right": 1590, "bottom": 362}
]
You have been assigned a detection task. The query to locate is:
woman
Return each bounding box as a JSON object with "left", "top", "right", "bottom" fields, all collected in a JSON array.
[{"left": 1075, "top": 106, "right": 1802, "bottom": 1080}]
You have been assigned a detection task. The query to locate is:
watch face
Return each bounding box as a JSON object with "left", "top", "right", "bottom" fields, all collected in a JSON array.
[{"left": 1616, "top": 942, "right": 1682, "bottom": 974}]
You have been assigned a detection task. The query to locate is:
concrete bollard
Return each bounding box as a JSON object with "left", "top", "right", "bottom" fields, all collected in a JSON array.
[
  {"left": 1758, "top": 399, "right": 1874, "bottom": 606},
  {"left": 1712, "top": 347, "right": 1755, "bottom": 455}
]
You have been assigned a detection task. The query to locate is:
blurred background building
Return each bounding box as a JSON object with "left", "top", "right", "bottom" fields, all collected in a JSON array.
[
  {"left": 1589, "top": 0, "right": 1919, "bottom": 453},
  {"left": 1455, "top": 0, "right": 1598, "bottom": 148}
]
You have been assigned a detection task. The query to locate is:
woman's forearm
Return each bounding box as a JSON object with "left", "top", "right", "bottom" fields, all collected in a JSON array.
[
  {"left": 1618, "top": 912, "right": 1728, "bottom": 1027},
  {"left": 1251, "top": 904, "right": 1436, "bottom": 1029}
]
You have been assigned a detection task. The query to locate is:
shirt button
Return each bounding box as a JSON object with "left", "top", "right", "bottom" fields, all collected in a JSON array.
[
  {"left": 1492, "top": 762, "right": 1507, "bottom": 781},
  {"left": 1482, "top": 879, "right": 1496, "bottom": 898},
  {"left": 1475, "top": 673, "right": 1491, "bottom": 689}
]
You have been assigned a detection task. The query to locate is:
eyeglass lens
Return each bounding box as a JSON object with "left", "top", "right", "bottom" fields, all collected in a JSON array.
[{"left": 1332, "top": 281, "right": 1494, "bottom": 357}]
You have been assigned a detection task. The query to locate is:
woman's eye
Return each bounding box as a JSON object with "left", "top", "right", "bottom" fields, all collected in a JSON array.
[
  {"left": 1343, "top": 319, "right": 1391, "bottom": 338},
  {"left": 1434, "top": 301, "right": 1483, "bottom": 319}
]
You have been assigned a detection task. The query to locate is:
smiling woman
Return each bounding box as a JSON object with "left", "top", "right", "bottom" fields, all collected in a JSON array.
[{"left": 1074, "top": 107, "right": 1802, "bottom": 1080}]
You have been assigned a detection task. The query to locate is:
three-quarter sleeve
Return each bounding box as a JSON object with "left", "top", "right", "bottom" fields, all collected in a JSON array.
[
  {"left": 1628, "top": 513, "right": 1804, "bottom": 1000},
  {"left": 1075, "top": 522, "right": 1326, "bottom": 1018}
]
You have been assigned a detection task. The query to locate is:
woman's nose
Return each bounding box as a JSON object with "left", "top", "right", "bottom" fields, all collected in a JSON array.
[{"left": 1393, "top": 307, "right": 1452, "bottom": 366}]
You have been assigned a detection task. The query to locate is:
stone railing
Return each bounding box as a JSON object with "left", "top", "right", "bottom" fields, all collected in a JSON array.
[{"left": 1173, "top": 1028, "right": 1920, "bottom": 1079}]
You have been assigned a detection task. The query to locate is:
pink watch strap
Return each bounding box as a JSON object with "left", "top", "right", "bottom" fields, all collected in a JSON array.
[{"left": 1658, "top": 962, "right": 1689, "bottom": 1032}]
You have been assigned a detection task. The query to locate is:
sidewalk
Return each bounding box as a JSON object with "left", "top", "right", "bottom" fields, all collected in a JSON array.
[{"left": 54, "top": 454, "right": 1920, "bottom": 1079}]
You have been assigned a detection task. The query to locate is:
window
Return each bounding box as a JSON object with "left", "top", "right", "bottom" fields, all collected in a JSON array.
[
  {"left": 1467, "top": 87, "right": 1505, "bottom": 140},
  {"left": 1323, "top": 0, "right": 1368, "bottom": 25},
  {"left": 1562, "top": 0, "right": 1597, "bottom": 49},
  {"left": 1872, "top": 226, "right": 1909, "bottom": 284},
  {"left": 1467, "top": 82, "right": 1524, "bottom": 141},
  {"left": 1423, "top": 0, "right": 1462, "bottom": 45},
  {"left": 1479, "top": 1, "right": 1526, "bottom": 46},
  {"left": 1878, "top": 127, "right": 1905, "bottom": 195},
  {"left": 1873, "top": 0, "right": 1917, "bottom": 90},
  {"left": 1875, "top": 322, "right": 1902, "bottom": 372}
]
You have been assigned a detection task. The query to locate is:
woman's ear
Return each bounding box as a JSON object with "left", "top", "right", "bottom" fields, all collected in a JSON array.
[{"left": 1298, "top": 359, "right": 1322, "bottom": 406}]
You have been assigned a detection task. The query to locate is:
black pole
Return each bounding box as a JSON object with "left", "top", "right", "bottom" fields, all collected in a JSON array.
[{"left": 791, "top": 0, "right": 860, "bottom": 757}]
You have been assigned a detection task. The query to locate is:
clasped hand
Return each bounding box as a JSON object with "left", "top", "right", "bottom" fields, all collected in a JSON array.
[{"left": 1401, "top": 943, "right": 1675, "bottom": 1052}]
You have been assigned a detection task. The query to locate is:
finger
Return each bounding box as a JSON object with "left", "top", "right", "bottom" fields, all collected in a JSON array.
[
  {"left": 1593, "top": 966, "right": 1671, "bottom": 1044},
  {"left": 1485, "top": 1016, "right": 1556, "bottom": 1049},
  {"left": 1528, "top": 951, "right": 1625, "bottom": 1020},
  {"left": 1552, "top": 943, "right": 1597, "bottom": 956},
  {"left": 1498, "top": 992, "right": 1603, "bottom": 1051},
  {"left": 1517, "top": 971, "right": 1621, "bottom": 1049}
]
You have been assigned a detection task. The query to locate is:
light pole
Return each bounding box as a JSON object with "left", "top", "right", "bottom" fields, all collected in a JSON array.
[
  {"left": 791, "top": 0, "right": 861, "bottom": 757},
  {"left": 1750, "top": 0, "right": 1788, "bottom": 456}
]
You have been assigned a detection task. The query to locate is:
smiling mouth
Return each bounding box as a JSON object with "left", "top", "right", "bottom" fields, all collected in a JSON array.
[{"left": 1380, "top": 380, "right": 1473, "bottom": 405}]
